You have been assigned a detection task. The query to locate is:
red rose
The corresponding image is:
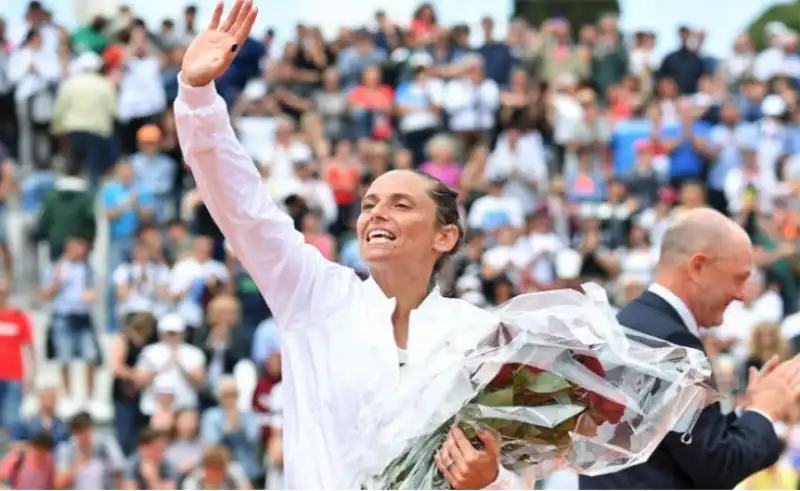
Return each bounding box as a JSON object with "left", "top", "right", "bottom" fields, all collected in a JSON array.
[
  {"left": 573, "top": 354, "right": 606, "bottom": 377},
  {"left": 588, "top": 392, "right": 626, "bottom": 425},
  {"left": 487, "top": 364, "right": 543, "bottom": 389},
  {"left": 573, "top": 353, "right": 626, "bottom": 425},
  {"left": 488, "top": 363, "right": 519, "bottom": 388}
]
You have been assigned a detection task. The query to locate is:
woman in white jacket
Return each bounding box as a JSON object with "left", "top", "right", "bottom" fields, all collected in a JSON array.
[
  {"left": 8, "top": 27, "right": 60, "bottom": 168},
  {"left": 175, "top": 2, "right": 526, "bottom": 489}
]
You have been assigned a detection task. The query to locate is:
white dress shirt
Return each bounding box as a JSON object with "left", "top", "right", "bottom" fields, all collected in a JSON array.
[
  {"left": 647, "top": 283, "right": 775, "bottom": 426},
  {"left": 442, "top": 77, "right": 499, "bottom": 132},
  {"left": 647, "top": 283, "right": 700, "bottom": 337},
  {"left": 174, "top": 75, "right": 524, "bottom": 490},
  {"left": 7, "top": 46, "right": 60, "bottom": 103},
  {"left": 117, "top": 56, "right": 167, "bottom": 121}
]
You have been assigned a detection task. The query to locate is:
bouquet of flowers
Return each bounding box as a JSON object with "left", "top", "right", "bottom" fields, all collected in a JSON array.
[{"left": 347, "top": 284, "right": 717, "bottom": 489}]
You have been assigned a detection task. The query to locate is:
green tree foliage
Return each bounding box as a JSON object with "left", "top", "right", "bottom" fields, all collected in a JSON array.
[
  {"left": 513, "top": 0, "right": 621, "bottom": 37},
  {"left": 746, "top": 0, "right": 800, "bottom": 52}
]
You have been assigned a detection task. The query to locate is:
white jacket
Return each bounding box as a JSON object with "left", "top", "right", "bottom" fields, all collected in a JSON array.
[{"left": 174, "top": 76, "right": 526, "bottom": 489}]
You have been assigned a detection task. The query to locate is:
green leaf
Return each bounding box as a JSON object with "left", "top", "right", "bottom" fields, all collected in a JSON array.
[
  {"left": 477, "top": 387, "right": 515, "bottom": 407},
  {"left": 530, "top": 372, "right": 570, "bottom": 393}
]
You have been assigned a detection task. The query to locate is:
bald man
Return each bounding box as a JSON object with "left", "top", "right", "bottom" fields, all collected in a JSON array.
[{"left": 581, "top": 208, "right": 800, "bottom": 490}]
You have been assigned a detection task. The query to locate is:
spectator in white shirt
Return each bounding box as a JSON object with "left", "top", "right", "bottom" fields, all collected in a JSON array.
[
  {"left": 233, "top": 82, "right": 277, "bottom": 163},
  {"left": 486, "top": 127, "right": 548, "bottom": 214},
  {"left": 514, "top": 210, "right": 566, "bottom": 289},
  {"left": 717, "top": 33, "right": 756, "bottom": 87},
  {"left": 552, "top": 73, "right": 584, "bottom": 151},
  {"left": 260, "top": 117, "right": 314, "bottom": 197},
  {"left": 168, "top": 236, "right": 230, "bottom": 331},
  {"left": 113, "top": 243, "right": 172, "bottom": 325},
  {"left": 394, "top": 52, "right": 444, "bottom": 166},
  {"left": 613, "top": 224, "right": 659, "bottom": 286},
  {"left": 8, "top": 2, "right": 59, "bottom": 54},
  {"left": 116, "top": 25, "right": 168, "bottom": 155},
  {"left": 481, "top": 226, "right": 526, "bottom": 288},
  {"left": 443, "top": 54, "right": 499, "bottom": 142},
  {"left": 753, "top": 32, "right": 800, "bottom": 82},
  {"left": 8, "top": 27, "right": 60, "bottom": 168},
  {"left": 276, "top": 158, "right": 338, "bottom": 229},
  {"left": 135, "top": 314, "right": 206, "bottom": 418},
  {"left": 724, "top": 128, "right": 774, "bottom": 218},
  {"left": 467, "top": 177, "right": 525, "bottom": 234},
  {"left": 628, "top": 31, "right": 660, "bottom": 91}
]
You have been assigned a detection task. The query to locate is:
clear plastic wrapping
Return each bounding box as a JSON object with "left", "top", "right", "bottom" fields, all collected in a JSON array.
[{"left": 346, "top": 283, "right": 718, "bottom": 489}]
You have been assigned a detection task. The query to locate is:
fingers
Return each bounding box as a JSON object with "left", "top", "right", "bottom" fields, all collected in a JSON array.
[
  {"left": 788, "top": 361, "right": 800, "bottom": 388},
  {"left": 450, "top": 426, "right": 479, "bottom": 460},
  {"left": 445, "top": 431, "right": 470, "bottom": 475},
  {"left": 749, "top": 366, "right": 759, "bottom": 386},
  {"left": 207, "top": 2, "right": 223, "bottom": 30},
  {"left": 234, "top": 6, "right": 258, "bottom": 45},
  {"left": 762, "top": 355, "right": 781, "bottom": 375},
  {"left": 478, "top": 431, "right": 501, "bottom": 458},
  {"left": 435, "top": 446, "right": 458, "bottom": 486},
  {"left": 220, "top": 0, "right": 244, "bottom": 32},
  {"left": 231, "top": 0, "right": 253, "bottom": 34}
]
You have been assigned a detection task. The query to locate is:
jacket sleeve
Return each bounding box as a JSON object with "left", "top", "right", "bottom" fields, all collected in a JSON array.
[
  {"left": 484, "top": 464, "right": 534, "bottom": 489},
  {"left": 663, "top": 330, "right": 783, "bottom": 489},
  {"left": 173, "top": 74, "right": 353, "bottom": 330}
]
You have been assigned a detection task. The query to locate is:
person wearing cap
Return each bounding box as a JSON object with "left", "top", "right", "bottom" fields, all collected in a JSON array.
[
  {"left": 394, "top": 51, "right": 443, "bottom": 167},
  {"left": 134, "top": 314, "right": 206, "bottom": 420},
  {"left": 52, "top": 50, "right": 116, "bottom": 188},
  {"left": 748, "top": 94, "right": 790, "bottom": 198},
  {"left": 130, "top": 124, "right": 177, "bottom": 222}
]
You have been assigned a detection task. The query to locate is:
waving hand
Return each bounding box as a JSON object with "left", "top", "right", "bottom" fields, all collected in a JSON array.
[{"left": 181, "top": 0, "right": 259, "bottom": 87}]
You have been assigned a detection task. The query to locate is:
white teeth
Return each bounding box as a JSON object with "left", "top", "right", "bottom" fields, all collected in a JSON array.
[{"left": 367, "top": 230, "right": 396, "bottom": 243}]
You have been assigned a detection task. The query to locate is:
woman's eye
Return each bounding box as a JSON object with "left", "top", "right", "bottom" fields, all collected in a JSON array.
[
  {"left": 394, "top": 203, "right": 410, "bottom": 209},
  {"left": 362, "top": 203, "right": 374, "bottom": 211}
]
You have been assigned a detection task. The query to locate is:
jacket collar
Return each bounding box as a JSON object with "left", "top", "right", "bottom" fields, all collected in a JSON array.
[
  {"left": 645, "top": 284, "right": 700, "bottom": 337},
  {"left": 54, "top": 176, "right": 88, "bottom": 192},
  {"left": 362, "top": 276, "right": 444, "bottom": 317}
]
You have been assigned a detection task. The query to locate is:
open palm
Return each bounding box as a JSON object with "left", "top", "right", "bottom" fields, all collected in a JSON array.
[{"left": 181, "top": 0, "right": 258, "bottom": 87}]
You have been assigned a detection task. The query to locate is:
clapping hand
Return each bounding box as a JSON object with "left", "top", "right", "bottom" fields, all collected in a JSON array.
[
  {"left": 746, "top": 354, "right": 800, "bottom": 422},
  {"left": 743, "top": 355, "right": 780, "bottom": 409},
  {"left": 181, "top": 0, "right": 259, "bottom": 87},
  {"left": 435, "top": 425, "right": 501, "bottom": 489}
]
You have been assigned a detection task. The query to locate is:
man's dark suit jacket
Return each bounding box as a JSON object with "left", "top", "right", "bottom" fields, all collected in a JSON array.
[{"left": 579, "top": 291, "right": 783, "bottom": 490}]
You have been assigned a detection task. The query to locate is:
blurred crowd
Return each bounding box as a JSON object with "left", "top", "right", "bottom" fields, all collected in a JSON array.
[{"left": 1, "top": 0, "right": 800, "bottom": 489}]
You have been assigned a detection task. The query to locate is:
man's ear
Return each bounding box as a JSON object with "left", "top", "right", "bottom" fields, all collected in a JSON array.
[
  {"left": 687, "top": 252, "right": 707, "bottom": 278},
  {"left": 433, "top": 224, "right": 460, "bottom": 256}
]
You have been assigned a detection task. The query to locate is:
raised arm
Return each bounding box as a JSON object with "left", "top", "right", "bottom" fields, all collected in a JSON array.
[{"left": 175, "top": 0, "right": 353, "bottom": 328}]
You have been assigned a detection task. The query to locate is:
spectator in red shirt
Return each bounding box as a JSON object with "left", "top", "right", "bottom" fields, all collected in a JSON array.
[
  {"left": 409, "top": 3, "right": 437, "bottom": 44},
  {"left": 0, "top": 431, "right": 55, "bottom": 490},
  {"left": 0, "top": 278, "right": 35, "bottom": 432},
  {"left": 348, "top": 66, "right": 393, "bottom": 140}
]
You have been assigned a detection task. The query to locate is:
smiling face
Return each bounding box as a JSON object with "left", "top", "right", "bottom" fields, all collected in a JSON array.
[{"left": 357, "top": 170, "right": 458, "bottom": 274}]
